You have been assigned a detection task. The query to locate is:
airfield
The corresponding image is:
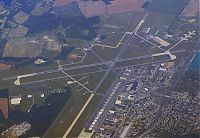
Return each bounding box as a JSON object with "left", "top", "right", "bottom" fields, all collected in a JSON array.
[{"left": 0, "top": 9, "right": 199, "bottom": 137}]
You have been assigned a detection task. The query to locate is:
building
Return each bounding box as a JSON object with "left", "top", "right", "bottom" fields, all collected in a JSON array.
[
  {"left": 0, "top": 89, "right": 9, "bottom": 119},
  {"left": 152, "top": 36, "right": 170, "bottom": 47},
  {"left": 10, "top": 96, "right": 21, "bottom": 105},
  {"left": 2, "top": 122, "right": 31, "bottom": 137}
]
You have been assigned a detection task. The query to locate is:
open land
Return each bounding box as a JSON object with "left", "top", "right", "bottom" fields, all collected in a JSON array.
[{"left": 181, "top": 0, "right": 199, "bottom": 17}]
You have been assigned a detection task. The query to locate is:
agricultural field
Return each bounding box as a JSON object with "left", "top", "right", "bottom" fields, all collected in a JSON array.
[{"left": 181, "top": 0, "right": 199, "bottom": 17}]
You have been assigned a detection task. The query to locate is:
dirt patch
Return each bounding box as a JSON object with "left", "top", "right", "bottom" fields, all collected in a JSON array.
[
  {"left": 77, "top": 0, "right": 105, "bottom": 17},
  {"left": 54, "top": 0, "right": 75, "bottom": 7},
  {"left": 107, "top": 0, "right": 146, "bottom": 15},
  {"left": 78, "top": 0, "right": 146, "bottom": 17},
  {"left": 0, "top": 63, "right": 11, "bottom": 70},
  {"left": 0, "top": 98, "right": 9, "bottom": 119},
  {"left": 54, "top": 0, "right": 147, "bottom": 17},
  {"left": 68, "top": 53, "right": 78, "bottom": 60},
  {"left": 181, "top": 0, "right": 199, "bottom": 17}
]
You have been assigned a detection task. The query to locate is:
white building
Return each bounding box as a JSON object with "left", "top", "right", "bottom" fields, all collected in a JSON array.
[{"left": 10, "top": 97, "right": 21, "bottom": 105}]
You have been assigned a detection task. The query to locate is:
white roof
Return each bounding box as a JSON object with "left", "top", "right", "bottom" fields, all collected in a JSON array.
[
  {"left": 11, "top": 97, "right": 21, "bottom": 105},
  {"left": 28, "top": 95, "right": 32, "bottom": 98},
  {"left": 115, "top": 99, "right": 122, "bottom": 105}
]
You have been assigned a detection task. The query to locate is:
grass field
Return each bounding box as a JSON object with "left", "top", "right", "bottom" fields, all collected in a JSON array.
[
  {"left": 66, "top": 70, "right": 119, "bottom": 137},
  {"left": 44, "top": 92, "right": 91, "bottom": 137},
  {"left": 75, "top": 72, "right": 106, "bottom": 91},
  {"left": 41, "top": 69, "right": 109, "bottom": 137},
  {"left": 61, "top": 50, "right": 101, "bottom": 68},
  {"left": 94, "top": 11, "right": 145, "bottom": 47},
  {"left": 43, "top": 69, "right": 118, "bottom": 137},
  {"left": 115, "top": 57, "right": 153, "bottom": 68},
  {"left": 115, "top": 54, "right": 171, "bottom": 69},
  {"left": 19, "top": 72, "right": 64, "bottom": 84},
  {"left": 67, "top": 95, "right": 102, "bottom": 137},
  {"left": 96, "top": 70, "right": 117, "bottom": 94},
  {"left": 65, "top": 38, "right": 89, "bottom": 47},
  {"left": 145, "top": 0, "right": 188, "bottom": 16},
  {"left": 59, "top": 48, "right": 86, "bottom": 65},
  {"left": 93, "top": 44, "right": 124, "bottom": 61}
]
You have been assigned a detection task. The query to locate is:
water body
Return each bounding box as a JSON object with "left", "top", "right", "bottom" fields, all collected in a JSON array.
[{"left": 190, "top": 52, "right": 200, "bottom": 71}]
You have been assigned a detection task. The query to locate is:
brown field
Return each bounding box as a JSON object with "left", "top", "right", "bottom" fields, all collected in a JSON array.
[
  {"left": 106, "top": 0, "right": 146, "bottom": 15},
  {"left": 54, "top": 0, "right": 75, "bottom": 7},
  {"left": 77, "top": 0, "right": 106, "bottom": 17},
  {"left": 181, "top": 0, "right": 199, "bottom": 17},
  {"left": 0, "top": 63, "right": 11, "bottom": 71},
  {"left": 54, "top": 0, "right": 147, "bottom": 17},
  {"left": 68, "top": 53, "right": 78, "bottom": 60},
  {"left": 0, "top": 98, "right": 8, "bottom": 119}
]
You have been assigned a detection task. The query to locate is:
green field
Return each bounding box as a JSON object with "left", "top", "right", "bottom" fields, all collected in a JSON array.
[
  {"left": 96, "top": 70, "right": 117, "bottom": 94},
  {"left": 59, "top": 48, "right": 86, "bottom": 65},
  {"left": 115, "top": 54, "right": 171, "bottom": 69},
  {"left": 144, "top": 0, "right": 188, "bottom": 16},
  {"left": 44, "top": 92, "right": 91, "bottom": 137},
  {"left": 68, "top": 95, "right": 102, "bottom": 137},
  {"left": 61, "top": 50, "right": 101, "bottom": 68},
  {"left": 43, "top": 68, "right": 118, "bottom": 137},
  {"left": 94, "top": 11, "right": 145, "bottom": 47},
  {"left": 93, "top": 44, "right": 124, "bottom": 61}
]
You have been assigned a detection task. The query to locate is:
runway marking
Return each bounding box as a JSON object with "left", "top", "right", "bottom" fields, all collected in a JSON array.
[{"left": 61, "top": 71, "right": 93, "bottom": 93}]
